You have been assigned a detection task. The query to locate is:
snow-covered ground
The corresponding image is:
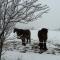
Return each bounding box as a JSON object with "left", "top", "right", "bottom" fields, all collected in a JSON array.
[
  {"left": 2, "top": 51, "right": 60, "bottom": 60},
  {"left": 1, "top": 30, "right": 60, "bottom": 60}
]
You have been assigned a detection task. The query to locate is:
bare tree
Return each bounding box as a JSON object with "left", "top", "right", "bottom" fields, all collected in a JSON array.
[{"left": 0, "top": 0, "right": 49, "bottom": 59}]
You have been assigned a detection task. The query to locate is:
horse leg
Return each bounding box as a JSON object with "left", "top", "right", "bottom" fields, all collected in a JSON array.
[
  {"left": 39, "top": 39, "right": 43, "bottom": 50},
  {"left": 43, "top": 39, "right": 48, "bottom": 50},
  {"left": 22, "top": 38, "right": 26, "bottom": 46},
  {"left": 29, "top": 37, "right": 31, "bottom": 44}
]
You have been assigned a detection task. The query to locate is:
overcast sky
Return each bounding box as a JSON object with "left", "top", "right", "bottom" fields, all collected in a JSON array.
[{"left": 16, "top": 0, "right": 60, "bottom": 30}]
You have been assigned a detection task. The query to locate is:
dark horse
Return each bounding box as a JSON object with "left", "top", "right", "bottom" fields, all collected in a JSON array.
[
  {"left": 38, "top": 28, "right": 48, "bottom": 51},
  {"left": 13, "top": 28, "right": 31, "bottom": 46},
  {"left": 13, "top": 28, "right": 24, "bottom": 37}
]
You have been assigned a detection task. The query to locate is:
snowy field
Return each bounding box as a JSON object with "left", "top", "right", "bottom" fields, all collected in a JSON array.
[{"left": 1, "top": 30, "right": 60, "bottom": 60}]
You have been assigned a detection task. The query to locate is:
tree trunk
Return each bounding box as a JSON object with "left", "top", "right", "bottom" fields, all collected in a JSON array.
[
  {"left": 0, "top": 35, "right": 5, "bottom": 60},
  {"left": 0, "top": 39, "right": 3, "bottom": 60}
]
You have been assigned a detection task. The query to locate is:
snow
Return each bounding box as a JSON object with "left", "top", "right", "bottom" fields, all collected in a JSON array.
[
  {"left": 2, "top": 51, "right": 60, "bottom": 60},
  {"left": 48, "top": 30, "right": 60, "bottom": 44},
  {"left": 2, "top": 30, "right": 60, "bottom": 60},
  {"left": 2, "top": 51, "right": 21, "bottom": 60}
]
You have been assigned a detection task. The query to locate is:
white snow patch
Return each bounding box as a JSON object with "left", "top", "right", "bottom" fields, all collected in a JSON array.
[{"left": 2, "top": 51, "right": 60, "bottom": 60}]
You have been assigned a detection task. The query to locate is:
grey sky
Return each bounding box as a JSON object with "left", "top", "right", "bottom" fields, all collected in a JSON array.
[
  {"left": 16, "top": 0, "right": 60, "bottom": 30},
  {"left": 29, "top": 0, "right": 60, "bottom": 29}
]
